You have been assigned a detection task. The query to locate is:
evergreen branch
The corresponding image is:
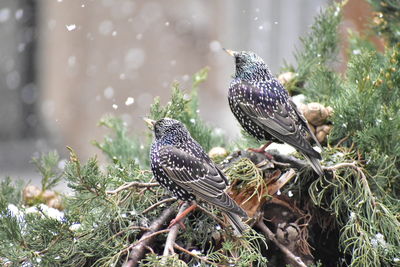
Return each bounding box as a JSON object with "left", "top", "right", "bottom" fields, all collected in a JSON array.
[
  {"left": 257, "top": 219, "right": 308, "bottom": 267},
  {"left": 173, "top": 243, "right": 218, "bottom": 266},
  {"left": 124, "top": 206, "right": 176, "bottom": 266},
  {"left": 95, "top": 116, "right": 152, "bottom": 168},
  {"left": 106, "top": 182, "right": 159, "bottom": 195},
  {"left": 163, "top": 203, "right": 189, "bottom": 257},
  {"left": 31, "top": 151, "right": 62, "bottom": 191},
  {"left": 284, "top": 1, "right": 344, "bottom": 97},
  {"left": 323, "top": 161, "right": 374, "bottom": 202},
  {"left": 142, "top": 197, "right": 177, "bottom": 214},
  {"left": 18, "top": 235, "right": 62, "bottom": 265},
  {"left": 367, "top": 0, "right": 400, "bottom": 46}
]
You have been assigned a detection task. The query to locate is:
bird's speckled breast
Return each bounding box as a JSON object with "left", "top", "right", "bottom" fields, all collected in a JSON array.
[{"left": 228, "top": 79, "right": 277, "bottom": 141}]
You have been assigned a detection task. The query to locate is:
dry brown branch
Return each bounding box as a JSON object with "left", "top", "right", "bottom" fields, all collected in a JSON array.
[
  {"left": 106, "top": 182, "right": 159, "bottom": 194},
  {"left": 335, "top": 135, "right": 349, "bottom": 147},
  {"left": 173, "top": 243, "right": 218, "bottom": 266},
  {"left": 128, "top": 229, "right": 170, "bottom": 250},
  {"left": 267, "top": 150, "right": 308, "bottom": 170},
  {"left": 123, "top": 206, "right": 176, "bottom": 267},
  {"left": 257, "top": 219, "right": 308, "bottom": 267},
  {"left": 143, "top": 197, "right": 177, "bottom": 214},
  {"left": 163, "top": 203, "right": 189, "bottom": 257},
  {"left": 270, "top": 160, "right": 291, "bottom": 167},
  {"left": 267, "top": 168, "right": 297, "bottom": 195}
]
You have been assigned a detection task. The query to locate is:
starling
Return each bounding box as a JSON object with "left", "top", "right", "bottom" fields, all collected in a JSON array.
[
  {"left": 224, "top": 49, "right": 323, "bottom": 176},
  {"left": 145, "top": 117, "right": 248, "bottom": 234}
]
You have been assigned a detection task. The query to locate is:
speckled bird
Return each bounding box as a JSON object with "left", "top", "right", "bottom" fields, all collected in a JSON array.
[
  {"left": 145, "top": 117, "right": 248, "bottom": 233},
  {"left": 225, "top": 49, "right": 323, "bottom": 176}
]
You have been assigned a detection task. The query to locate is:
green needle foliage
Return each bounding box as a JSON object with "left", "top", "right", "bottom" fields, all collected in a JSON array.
[
  {"left": 95, "top": 67, "right": 227, "bottom": 170},
  {"left": 32, "top": 151, "right": 63, "bottom": 192},
  {"left": 94, "top": 116, "right": 151, "bottom": 168},
  {"left": 285, "top": 1, "right": 400, "bottom": 266},
  {"left": 283, "top": 1, "right": 343, "bottom": 100},
  {"left": 367, "top": 0, "right": 400, "bottom": 46},
  {"left": 149, "top": 67, "right": 227, "bottom": 152}
]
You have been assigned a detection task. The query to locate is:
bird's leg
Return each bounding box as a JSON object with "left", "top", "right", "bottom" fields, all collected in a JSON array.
[
  {"left": 248, "top": 141, "right": 273, "bottom": 160},
  {"left": 168, "top": 203, "right": 198, "bottom": 229}
]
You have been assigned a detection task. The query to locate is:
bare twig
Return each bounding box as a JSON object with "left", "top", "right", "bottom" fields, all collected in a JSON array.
[
  {"left": 257, "top": 219, "right": 307, "bottom": 267},
  {"left": 173, "top": 243, "right": 218, "bottom": 266},
  {"left": 267, "top": 150, "right": 308, "bottom": 170},
  {"left": 143, "top": 197, "right": 177, "bottom": 214},
  {"left": 163, "top": 203, "right": 189, "bottom": 257},
  {"left": 123, "top": 206, "right": 176, "bottom": 267},
  {"left": 144, "top": 245, "right": 154, "bottom": 254},
  {"left": 125, "top": 229, "right": 170, "bottom": 252},
  {"left": 106, "top": 181, "right": 159, "bottom": 194},
  {"left": 335, "top": 135, "right": 349, "bottom": 147},
  {"left": 323, "top": 161, "right": 365, "bottom": 177}
]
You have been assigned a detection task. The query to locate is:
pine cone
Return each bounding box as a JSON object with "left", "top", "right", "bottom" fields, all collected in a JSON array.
[
  {"left": 278, "top": 72, "right": 296, "bottom": 85},
  {"left": 301, "top": 102, "right": 333, "bottom": 126},
  {"left": 316, "top": 125, "right": 332, "bottom": 143},
  {"left": 23, "top": 185, "right": 41, "bottom": 204}
]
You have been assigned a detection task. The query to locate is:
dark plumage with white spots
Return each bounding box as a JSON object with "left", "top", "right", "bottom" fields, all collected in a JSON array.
[
  {"left": 148, "top": 118, "right": 248, "bottom": 233},
  {"left": 225, "top": 49, "right": 323, "bottom": 176}
]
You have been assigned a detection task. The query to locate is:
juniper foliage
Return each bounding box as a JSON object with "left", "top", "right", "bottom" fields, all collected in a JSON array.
[
  {"left": 283, "top": 2, "right": 343, "bottom": 100},
  {"left": 283, "top": 1, "right": 400, "bottom": 266},
  {"left": 367, "top": 0, "right": 400, "bottom": 46}
]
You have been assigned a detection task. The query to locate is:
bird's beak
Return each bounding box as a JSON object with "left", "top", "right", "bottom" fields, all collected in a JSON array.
[
  {"left": 223, "top": 48, "right": 236, "bottom": 57},
  {"left": 143, "top": 117, "right": 156, "bottom": 129}
]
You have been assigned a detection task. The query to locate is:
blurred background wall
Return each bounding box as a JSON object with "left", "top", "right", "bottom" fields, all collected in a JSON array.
[{"left": 1, "top": 0, "right": 347, "bottom": 183}]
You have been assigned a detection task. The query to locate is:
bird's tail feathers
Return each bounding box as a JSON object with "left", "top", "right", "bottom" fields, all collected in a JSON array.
[
  {"left": 304, "top": 154, "right": 324, "bottom": 176},
  {"left": 225, "top": 212, "right": 249, "bottom": 235}
]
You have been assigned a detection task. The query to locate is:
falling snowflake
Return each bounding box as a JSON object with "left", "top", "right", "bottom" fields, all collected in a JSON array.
[
  {"left": 0, "top": 8, "right": 11, "bottom": 23},
  {"left": 15, "top": 9, "right": 23, "bottom": 20},
  {"left": 209, "top": 40, "right": 221, "bottom": 52},
  {"left": 125, "top": 97, "right": 134, "bottom": 106},
  {"left": 104, "top": 87, "right": 114, "bottom": 99},
  {"left": 66, "top": 24, "right": 76, "bottom": 31}
]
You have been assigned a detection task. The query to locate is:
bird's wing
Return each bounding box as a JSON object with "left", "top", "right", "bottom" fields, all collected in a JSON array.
[
  {"left": 288, "top": 99, "right": 322, "bottom": 150},
  {"left": 158, "top": 146, "right": 246, "bottom": 216},
  {"left": 234, "top": 80, "right": 321, "bottom": 159}
]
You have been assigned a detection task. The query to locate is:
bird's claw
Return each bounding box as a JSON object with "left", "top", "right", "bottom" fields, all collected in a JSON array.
[
  {"left": 248, "top": 147, "right": 274, "bottom": 160},
  {"left": 168, "top": 218, "right": 186, "bottom": 230}
]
